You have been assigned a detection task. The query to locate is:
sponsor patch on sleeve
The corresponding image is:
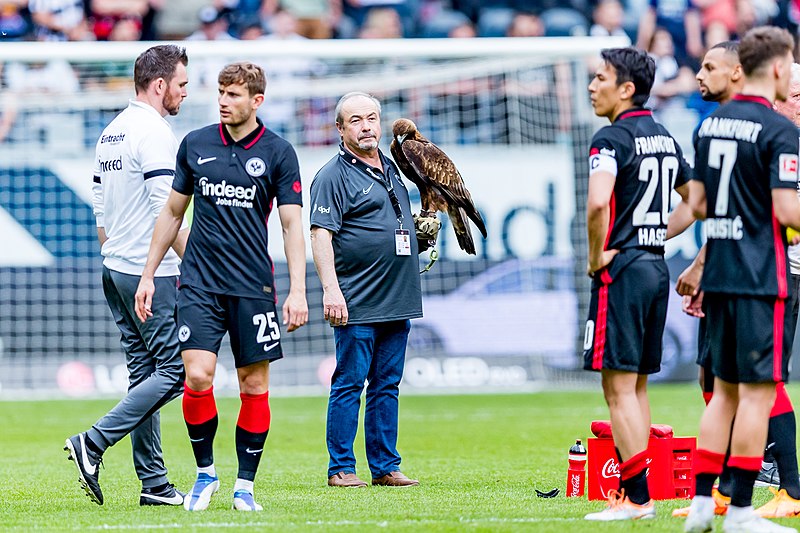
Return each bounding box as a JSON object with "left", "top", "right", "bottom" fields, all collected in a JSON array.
[
  {"left": 780, "top": 153, "right": 799, "bottom": 182},
  {"left": 589, "top": 152, "right": 617, "bottom": 177}
]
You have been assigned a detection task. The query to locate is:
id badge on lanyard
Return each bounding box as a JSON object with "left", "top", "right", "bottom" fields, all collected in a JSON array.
[{"left": 367, "top": 166, "right": 409, "bottom": 256}]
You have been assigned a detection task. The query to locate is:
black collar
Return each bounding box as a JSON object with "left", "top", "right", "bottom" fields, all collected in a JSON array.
[
  {"left": 614, "top": 107, "right": 652, "bottom": 123},
  {"left": 218, "top": 118, "right": 266, "bottom": 149}
]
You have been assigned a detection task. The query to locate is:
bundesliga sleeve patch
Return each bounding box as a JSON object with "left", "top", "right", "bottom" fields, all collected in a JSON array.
[
  {"left": 589, "top": 149, "right": 618, "bottom": 177},
  {"left": 780, "top": 153, "right": 799, "bottom": 182}
]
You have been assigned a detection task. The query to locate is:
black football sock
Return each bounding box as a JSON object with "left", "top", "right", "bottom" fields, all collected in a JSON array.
[{"left": 769, "top": 411, "right": 800, "bottom": 499}]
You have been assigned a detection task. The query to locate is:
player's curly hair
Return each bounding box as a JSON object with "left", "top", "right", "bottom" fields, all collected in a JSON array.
[
  {"left": 600, "top": 47, "right": 655, "bottom": 106},
  {"left": 739, "top": 26, "right": 794, "bottom": 77},
  {"left": 134, "top": 45, "right": 188, "bottom": 95},
  {"left": 218, "top": 62, "right": 266, "bottom": 97}
]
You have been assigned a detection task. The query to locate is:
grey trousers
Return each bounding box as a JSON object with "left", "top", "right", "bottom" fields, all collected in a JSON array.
[{"left": 86, "top": 267, "right": 184, "bottom": 489}]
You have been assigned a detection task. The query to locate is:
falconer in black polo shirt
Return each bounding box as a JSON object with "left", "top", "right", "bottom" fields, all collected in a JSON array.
[
  {"left": 310, "top": 91, "right": 423, "bottom": 489},
  {"left": 136, "top": 62, "right": 307, "bottom": 513}
]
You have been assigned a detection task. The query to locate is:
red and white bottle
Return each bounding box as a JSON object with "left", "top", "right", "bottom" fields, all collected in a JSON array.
[{"left": 566, "top": 439, "right": 587, "bottom": 497}]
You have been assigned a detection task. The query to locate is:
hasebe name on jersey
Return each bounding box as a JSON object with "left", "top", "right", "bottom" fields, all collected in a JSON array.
[
  {"left": 696, "top": 117, "right": 763, "bottom": 143},
  {"left": 638, "top": 227, "right": 667, "bottom": 247}
]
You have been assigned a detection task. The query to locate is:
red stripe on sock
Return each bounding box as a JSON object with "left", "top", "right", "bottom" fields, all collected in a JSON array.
[
  {"left": 620, "top": 450, "right": 648, "bottom": 481},
  {"left": 182, "top": 383, "right": 217, "bottom": 425},
  {"left": 694, "top": 448, "right": 726, "bottom": 476},
  {"left": 770, "top": 382, "right": 794, "bottom": 417},
  {"left": 728, "top": 455, "right": 762, "bottom": 472},
  {"left": 237, "top": 391, "right": 271, "bottom": 434},
  {"left": 702, "top": 392, "right": 713, "bottom": 406}
]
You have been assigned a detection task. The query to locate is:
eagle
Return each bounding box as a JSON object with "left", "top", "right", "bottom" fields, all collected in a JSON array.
[{"left": 390, "top": 118, "right": 487, "bottom": 255}]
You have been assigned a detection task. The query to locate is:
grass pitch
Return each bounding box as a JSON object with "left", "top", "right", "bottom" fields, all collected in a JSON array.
[{"left": 1, "top": 384, "right": 797, "bottom": 531}]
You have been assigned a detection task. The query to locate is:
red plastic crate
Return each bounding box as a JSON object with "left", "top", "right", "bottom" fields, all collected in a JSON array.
[{"left": 587, "top": 436, "right": 696, "bottom": 500}]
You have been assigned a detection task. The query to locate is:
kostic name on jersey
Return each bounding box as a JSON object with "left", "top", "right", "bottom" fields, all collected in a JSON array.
[
  {"left": 99, "top": 157, "right": 123, "bottom": 172},
  {"left": 198, "top": 177, "right": 255, "bottom": 208},
  {"left": 706, "top": 216, "right": 744, "bottom": 240}
]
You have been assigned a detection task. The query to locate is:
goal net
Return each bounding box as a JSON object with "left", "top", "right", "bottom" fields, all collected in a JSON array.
[{"left": 0, "top": 36, "right": 657, "bottom": 397}]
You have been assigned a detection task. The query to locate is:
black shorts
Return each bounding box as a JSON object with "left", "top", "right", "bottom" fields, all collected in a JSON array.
[
  {"left": 177, "top": 285, "right": 283, "bottom": 368},
  {"left": 705, "top": 292, "right": 791, "bottom": 384},
  {"left": 583, "top": 250, "right": 669, "bottom": 374}
]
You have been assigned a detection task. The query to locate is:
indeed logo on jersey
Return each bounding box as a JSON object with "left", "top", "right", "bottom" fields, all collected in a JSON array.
[
  {"left": 99, "top": 157, "right": 123, "bottom": 172},
  {"left": 198, "top": 176, "right": 256, "bottom": 208}
]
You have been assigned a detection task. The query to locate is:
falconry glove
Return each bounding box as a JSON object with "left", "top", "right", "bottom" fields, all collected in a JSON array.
[{"left": 413, "top": 212, "right": 441, "bottom": 252}]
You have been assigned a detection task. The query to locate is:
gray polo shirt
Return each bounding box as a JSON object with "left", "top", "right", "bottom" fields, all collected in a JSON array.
[{"left": 310, "top": 145, "right": 423, "bottom": 324}]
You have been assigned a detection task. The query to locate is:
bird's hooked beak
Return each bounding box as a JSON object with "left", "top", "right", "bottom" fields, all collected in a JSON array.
[{"left": 396, "top": 133, "right": 408, "bottom": 143}]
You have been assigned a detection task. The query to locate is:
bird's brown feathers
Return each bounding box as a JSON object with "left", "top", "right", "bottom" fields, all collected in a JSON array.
[{"left": 390, "top": 118, "right": 487, "bottom": 255}]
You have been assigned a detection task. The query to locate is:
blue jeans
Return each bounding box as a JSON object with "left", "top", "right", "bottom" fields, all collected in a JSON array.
[{"left": 327, "top": 320, "right": 411, "bottom": 478}]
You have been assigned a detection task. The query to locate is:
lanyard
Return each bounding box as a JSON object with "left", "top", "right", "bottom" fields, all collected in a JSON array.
[{"left": 365, "top": 167, "right": 404, "bottom": 229}]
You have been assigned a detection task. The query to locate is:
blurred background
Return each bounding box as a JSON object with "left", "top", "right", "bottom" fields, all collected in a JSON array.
[{"left": 1, "top": 0, "right": 796, "bottom": 398}]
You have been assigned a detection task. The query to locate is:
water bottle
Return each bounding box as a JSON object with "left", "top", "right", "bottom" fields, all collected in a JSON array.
[{"left": 567, "top": 439, "right": 587, "bottom": 497}]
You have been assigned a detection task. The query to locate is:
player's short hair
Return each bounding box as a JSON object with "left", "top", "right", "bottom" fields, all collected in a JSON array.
[
  {"left": 600, "top": 47, "right": 655, "bottom": 106},
  {"left": 739, "top": 26, "right": 794, "bottom": 77},
  {"left": 134, "top": 45, "right": 188, "bottom": 95},
  {"left": 218, "top": 62, "right": 266, "bottom": 96},
  {"left": 709, "top": 40, "right": 739, "bottom": 57},
  {"left": 334, "top": 92, "right": 382, "bottom": 125}
]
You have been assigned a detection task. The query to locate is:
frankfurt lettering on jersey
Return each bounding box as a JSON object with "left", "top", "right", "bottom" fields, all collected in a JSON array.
[
  {"left": 634, "top": 135, "right": 677, "bottom": 155},
  {"left": 696, "top": 117, "right": 763, "bottom": 143}
]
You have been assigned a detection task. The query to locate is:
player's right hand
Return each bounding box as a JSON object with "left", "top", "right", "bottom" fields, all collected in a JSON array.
[
  {"left": 676, "top": 260, "right": 703, "bottom": 296},
  {"left": 681, "top": 291, "right": 705, "bottom": 318},
  {"left": 134, "top": 277, "right": 155, "bottom": 322},
  {"left": 323, "top": 288, "right": 348, "bottom": 327},
  {"left": 587, "top": 249, "right": 618, "bottom": 277}
]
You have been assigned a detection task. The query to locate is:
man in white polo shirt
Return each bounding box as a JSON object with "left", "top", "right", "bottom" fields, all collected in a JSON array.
[{"left": 64, "top": 45, "right": 189, "bottom": 508}]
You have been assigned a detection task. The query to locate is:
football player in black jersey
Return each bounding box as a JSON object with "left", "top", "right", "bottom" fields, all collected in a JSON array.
[
  {"left": 136, "top": 62, "right": 308, "bottom": 513},
  {"left": 582, "top": 47, "right": 692, "bottom": 521},
  {"left": 684, "top": 26, "right": 800, "bottom": 533}
]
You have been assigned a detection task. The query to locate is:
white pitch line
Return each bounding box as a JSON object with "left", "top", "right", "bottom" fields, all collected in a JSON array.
[{"left": 86, "top": 516, "right": 584, "bottom": 530}]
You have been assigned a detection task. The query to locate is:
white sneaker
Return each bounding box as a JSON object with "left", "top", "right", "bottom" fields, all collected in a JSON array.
[
  {"left": 232, "top": 490, "right": 263, "bottom": 511},
  {"left": 183, "top": 473, "right": 219, "bottom": 512},
  {"left": 723, "top": 513, "right": 798, "bottom": 533},
  {"left": 584, "top": 490, "right": 655, "bottom": 521},
  {"left": 685, "top": 495, "right": 716, "bottom": 533}
]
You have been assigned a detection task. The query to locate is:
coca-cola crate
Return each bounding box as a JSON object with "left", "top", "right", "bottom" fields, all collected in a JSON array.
[{"left": 587, "top": 436, "right": 696, "bottom": 500}]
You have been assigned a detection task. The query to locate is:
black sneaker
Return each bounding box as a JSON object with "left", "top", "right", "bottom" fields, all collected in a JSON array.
[
  {"left": 64, "top": 433, "right": 103, "bottom": 505},
  {"left": 755, "top": 463, "right": 780, "bottom": 488},
  {"left": 140, "top": 483, "right": 185, "bottom": 506}
]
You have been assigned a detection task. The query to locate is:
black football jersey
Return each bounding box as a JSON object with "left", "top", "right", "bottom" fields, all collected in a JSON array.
[
  {"left": 589, "top": 108, "right": 692, "bottom": 253},
  {"left": 694, "top": 95, "right": 799, "bottom": 297},
  {"left": 173, "top": 119, "right": 303, "bottom": 298}
]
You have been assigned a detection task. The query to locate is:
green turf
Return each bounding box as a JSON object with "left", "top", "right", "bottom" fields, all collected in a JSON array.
[{"left": 1, "top": 383, "right": 796, "bottom": 531}]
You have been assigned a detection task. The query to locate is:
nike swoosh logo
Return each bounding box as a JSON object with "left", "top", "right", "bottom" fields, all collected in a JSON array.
[
  {"left": 189, "top": 437, "right": 204, "bottom": 442},
  {"left": 79, "top": 434, "right": 97, "bottom": 475},
  {"left": 245, "top": 448, "right": 263, "bottom": 454},
  {"left": 263, "top": 341, "right": 279, "bottom": 352},
  {"left": 141, "top": 492, "right": 184, "bottom": 505},
  {"left": 363, "top": 183, "right": 374, "bottom": 195},
  {"left": 197, "top": 156, "right": 216, "bottom": 165}
]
